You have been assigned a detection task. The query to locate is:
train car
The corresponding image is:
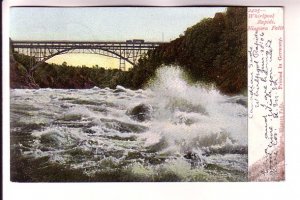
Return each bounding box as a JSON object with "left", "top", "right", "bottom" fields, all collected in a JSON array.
[
  {"left": 126, "top": 40, "right": 132, "bottom": 43},
  {"left": 132, "top": 39, "right": 144, "bottom": 43}
]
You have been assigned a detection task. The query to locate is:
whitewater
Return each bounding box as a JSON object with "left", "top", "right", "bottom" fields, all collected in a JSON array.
[{"left": 10, "top": 66, "right": 248, "bottom": 181}]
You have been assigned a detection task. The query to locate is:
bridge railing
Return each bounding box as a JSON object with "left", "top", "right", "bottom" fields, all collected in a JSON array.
[{"left": 11, "top": 40, "right": 168, "bottom": 71}]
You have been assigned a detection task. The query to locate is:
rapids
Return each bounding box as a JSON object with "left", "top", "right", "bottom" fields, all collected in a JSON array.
[{"left": 10, "top": 66, "right": 247, "bottom": 182}]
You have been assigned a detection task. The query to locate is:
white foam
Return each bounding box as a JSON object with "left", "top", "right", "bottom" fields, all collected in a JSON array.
[
  {"left": 142, "top": 66, "right": 247, "bottom": 149},
  {"left": 10, "top": 65, "right": 247, "bottom": 176}
]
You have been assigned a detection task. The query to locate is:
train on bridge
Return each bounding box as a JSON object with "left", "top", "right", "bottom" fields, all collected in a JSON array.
[
  {"left": 11, "top": 39, "right": 166, "bottom": 71},
  {"left": 125, "top": 39, "right": 145, "bottom": 44}
]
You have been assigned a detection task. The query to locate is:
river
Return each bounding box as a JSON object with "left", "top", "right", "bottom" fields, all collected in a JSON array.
[{"left": 10, "top": 66, "right": 248, "bottom": 182}]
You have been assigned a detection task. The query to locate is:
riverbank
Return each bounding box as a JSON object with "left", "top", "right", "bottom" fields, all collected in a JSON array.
[{"left": 10, "top": 7, "right": 247, "bottom": 95}]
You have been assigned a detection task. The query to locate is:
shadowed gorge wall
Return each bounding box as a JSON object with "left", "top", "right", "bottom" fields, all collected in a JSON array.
[
  {"left": 119, "top": 7, "right": 247, "bottom": 95},
  {"left": 11, "top": 7, "right": 247, "bottom": 95}
]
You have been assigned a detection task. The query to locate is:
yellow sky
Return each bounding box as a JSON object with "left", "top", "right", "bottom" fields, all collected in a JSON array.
[{"left": 47, "top": 54, "right": 133, "bottom": 70}]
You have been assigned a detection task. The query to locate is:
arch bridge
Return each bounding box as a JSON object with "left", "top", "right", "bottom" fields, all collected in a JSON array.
[{"left": 11, "top": 39, "right": 166, "bottom": 71}]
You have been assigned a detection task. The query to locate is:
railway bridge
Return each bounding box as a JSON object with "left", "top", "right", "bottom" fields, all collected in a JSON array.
[{"left": 11, "top": 39, "right": 166, "bottom": 71}]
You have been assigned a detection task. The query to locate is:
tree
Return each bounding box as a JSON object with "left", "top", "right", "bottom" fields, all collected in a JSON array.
[{"left": 62, "top": 61, "right": 68, "bottom": 67}]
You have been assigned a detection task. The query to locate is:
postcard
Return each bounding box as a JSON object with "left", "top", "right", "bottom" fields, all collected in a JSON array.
[{"left": 2, "top": 1, "right": 287, "bottom": 199}]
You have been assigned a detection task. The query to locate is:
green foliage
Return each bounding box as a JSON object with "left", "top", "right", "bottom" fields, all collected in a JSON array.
[
  {"left": 36, "top": 63, "right": 131, "bottom": 89},
  {"left": 13, "top": 54, "right": 131, "bottom": 89},
  {"left": 13, "top": 53, "right": 37, "bottom": 72},
  {"left": 123, "top": 7, "right": 247, "bottom": 94},
  {"left": 11, "top": 7, "right": 247, "bottom": 94}
]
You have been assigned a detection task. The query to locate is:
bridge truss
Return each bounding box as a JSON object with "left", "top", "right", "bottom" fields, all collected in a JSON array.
[{"left": 11, "top": 40, "right": 165, "bottom": 71}]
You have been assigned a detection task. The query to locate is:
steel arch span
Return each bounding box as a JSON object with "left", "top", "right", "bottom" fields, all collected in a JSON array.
[{"left": 11, "top": 39, "right": 167, "bottom": 71}]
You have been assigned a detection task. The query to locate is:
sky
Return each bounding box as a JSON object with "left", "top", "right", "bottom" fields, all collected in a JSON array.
[{"left": 10, "top": 7, "right": 226, "bottom": 68}]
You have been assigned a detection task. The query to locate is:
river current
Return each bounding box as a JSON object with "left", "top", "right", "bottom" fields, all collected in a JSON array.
[{"left": 10, "top": 67, "right": 248, "bottom": 182}]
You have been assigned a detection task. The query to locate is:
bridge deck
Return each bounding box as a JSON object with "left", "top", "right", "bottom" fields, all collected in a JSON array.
[
  {"left": 10, "top": 40, "right": 167, "bottom": 70},
  {"left": 12, "top": 40, "right": 166, "bottom": 47}
]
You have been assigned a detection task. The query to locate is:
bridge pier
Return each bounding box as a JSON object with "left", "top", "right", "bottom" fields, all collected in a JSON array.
[
  {"left": 119, "top": 58, "right": 126, "bottom": 71},
  {"left": 11, "top": 40, "right": 166, "bottom": 72}
]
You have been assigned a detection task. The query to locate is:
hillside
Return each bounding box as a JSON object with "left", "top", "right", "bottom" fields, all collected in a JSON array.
[
  {"left": 11, "top": 7, "right": 247, "bottom": 95},
  {"left": 118, "top": 7, "right": 247, "bottom": 95},
  {"left": 10, "top": 50, "right": 39, "bottom": 89}
]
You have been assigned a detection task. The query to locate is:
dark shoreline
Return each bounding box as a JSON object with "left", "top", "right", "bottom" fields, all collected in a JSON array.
[{"left": 10, "top": 7, "right": 247, "bottom": 96}]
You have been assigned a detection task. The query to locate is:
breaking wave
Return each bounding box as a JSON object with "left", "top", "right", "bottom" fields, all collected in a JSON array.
[{"left": 10, "top": 66, "right": 247, "bottom": 181}]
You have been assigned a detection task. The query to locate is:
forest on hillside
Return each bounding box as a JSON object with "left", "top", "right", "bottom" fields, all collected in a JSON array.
[
  {"left": 119, "top": 7, "right": 247, "bottom": 94},
  {"left": 10, "top": 53, "right": 130, "bottom": 89},
  {"left": 11, "top": 7, "right": 247, "bottom": 95}
]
